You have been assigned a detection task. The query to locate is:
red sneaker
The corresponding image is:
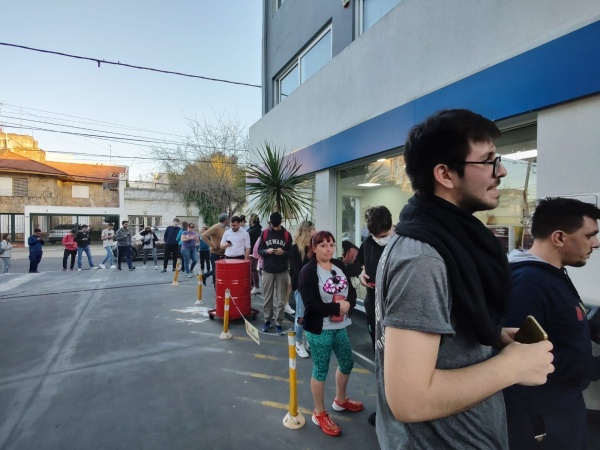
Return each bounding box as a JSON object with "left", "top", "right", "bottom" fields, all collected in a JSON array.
[
  {"left": 312, "top": 410, "right": 341, "bottom": 436},
  {"left": 332, "top": 397, "right": 364, "bottom": 412}
]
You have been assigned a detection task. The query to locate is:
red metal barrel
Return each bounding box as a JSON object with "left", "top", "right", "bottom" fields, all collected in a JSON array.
[{"left": 215, "top": 259, "right": 251, "bottom": 320}]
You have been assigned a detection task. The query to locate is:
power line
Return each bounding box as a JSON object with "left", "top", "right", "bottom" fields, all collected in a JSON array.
[{"left": 0, "top": 41, "right": 262, "bottom": 88}]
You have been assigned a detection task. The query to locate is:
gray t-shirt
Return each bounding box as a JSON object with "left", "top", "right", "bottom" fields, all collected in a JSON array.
[{"left": 374, "top": 235, "right": 508, "bottom": 449}]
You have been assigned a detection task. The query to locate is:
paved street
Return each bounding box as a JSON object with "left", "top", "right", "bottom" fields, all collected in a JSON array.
[{"left": 0, "top": 246, "right": 378, "bottom": 450}]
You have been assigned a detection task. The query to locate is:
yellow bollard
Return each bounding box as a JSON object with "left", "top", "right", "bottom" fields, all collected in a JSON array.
[
  {"left": 195, "top": 273, "right": 204, "bottom": 305},
  {"left": 219, "top": 288, "right": 233, "bottom": 339},
  {"left": 283, "top": 331, "right": 305, "bottom": 429},
  {"left": 171, "top": 261, "right": 181, "bottom": 286}
]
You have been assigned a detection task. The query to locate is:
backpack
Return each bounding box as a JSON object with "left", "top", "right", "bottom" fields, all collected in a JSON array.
[{"left": 261, "top": 228, "right": 291, "bottom": 249}]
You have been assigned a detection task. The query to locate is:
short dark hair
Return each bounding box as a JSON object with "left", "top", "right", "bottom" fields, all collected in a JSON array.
[
  {"left": 308, "top": 230, "right": 335, "bottom": 259},
  {"left": 34, "top": 228, "right": 41, "bottom": 232},
  {"left": 404, "top": 109, "right": 501, "bottom": 196},
  {"left": 531, "top": 197, "right": 600, "bottom": 239},
  {"left": 173, "top": 218, "right": 180, "bottom": 222},
  {"left": 365, "top": 205, "right": 392, "bottom": 236},
  {"left": 230, "top": 216, "right": 242, "bottom": 223},
  {"left": 70, "top": 229, "right": 77, "bottom": 234},
  {"left": 122, "top": 221, "right": 128, "bottom": 225}
]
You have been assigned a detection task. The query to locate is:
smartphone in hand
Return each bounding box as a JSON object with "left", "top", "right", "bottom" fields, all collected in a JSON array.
[{"left": 514, "top": 316, "right": 548, "bottom": 344}]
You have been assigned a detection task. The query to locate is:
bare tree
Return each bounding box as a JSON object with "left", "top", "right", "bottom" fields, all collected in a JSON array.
[{"left": 151, "top": 113, "right": 248, "bottom": 225}]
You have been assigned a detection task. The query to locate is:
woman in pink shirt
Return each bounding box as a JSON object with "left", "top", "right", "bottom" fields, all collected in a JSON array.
[{"left": 62, "top": 229, "right": 78, "bottom": 271}]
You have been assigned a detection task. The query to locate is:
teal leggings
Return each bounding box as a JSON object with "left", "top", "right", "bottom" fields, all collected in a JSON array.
[{"left": 305, "top": 328, "right": 354, "bottom": 382}]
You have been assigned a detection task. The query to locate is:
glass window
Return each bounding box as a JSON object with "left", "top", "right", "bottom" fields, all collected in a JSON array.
[
  {"left": 276, "top": 26, "right": 332, "bottom": 104},
  {"left": 279, "top": 65, "right": 299, "bottom": 102},
  {"left": 0, "top": 176, "right": 11, "bottom": 196},
  {"left": 300, "top": 30, "right": 332, "bottom": 83},
  {"left": 358, "top": 0, "right": 401, "bottom": 35}
]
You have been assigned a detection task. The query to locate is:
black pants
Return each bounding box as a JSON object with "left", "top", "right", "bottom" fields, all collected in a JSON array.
[
  {"left": 117, "top": 246, "right": 133, "bottom": 269},
  {"left": 199, "top": 250, "right": 211, "bottom": 272},
  {"left": 203, "top": 253, "right": 225, "bottom": 285},
  {"left": 163, "top": 244, "right": 180, "bottom": 270},
  {"left": 225, "top": 255, "right": 245, "bottom": 260},
  {"left": 364, "top": 290, "right": 376, "bottom": 351},
  {"left": 63, "top": 249, "right": 77, "bottom": 270},
  {"left": 29, "top": 251, "right": 43, "bottom": 273}
]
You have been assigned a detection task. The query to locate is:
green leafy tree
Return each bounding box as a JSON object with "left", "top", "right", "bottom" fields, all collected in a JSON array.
[{"left": 246, "top": 143, "right": 314, "bottom": 221}]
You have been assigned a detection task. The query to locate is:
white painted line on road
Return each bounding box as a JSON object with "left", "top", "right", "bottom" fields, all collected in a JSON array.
[{"left": 352, "top": 349, "right": 375, "bottom": 368}]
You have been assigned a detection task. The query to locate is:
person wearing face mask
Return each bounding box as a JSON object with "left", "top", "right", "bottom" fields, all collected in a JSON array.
[{"left": 357, "top": 205, "right": 393, "bottom": 426}]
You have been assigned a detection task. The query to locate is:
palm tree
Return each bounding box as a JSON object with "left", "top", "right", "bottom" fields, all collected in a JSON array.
[{"left": 245, "top": 143, "right": 314, "bottom": 221}]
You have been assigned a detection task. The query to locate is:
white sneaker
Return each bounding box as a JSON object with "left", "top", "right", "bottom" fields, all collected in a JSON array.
[
  {"left": 143, "top": 265, "right": 147, "bottom": 270},
  {"left": 110, "top": 265, "right": 117, "bottom": 269},
  {"left": 99, "top": 264, "right": 106, "bottom": 269},
  {"left": 284, "top": 304, "right": 295, "bottom": 315},
  {"left": 251, "top": 287, "right": 261, "bottom": 295},
  {"left": 296, "top": 342, "right": 309, "bottom": 359},
  {"left": 77, "top": 268, "right": 82, "bottom": 271},
  {"left": 154, "top": 266, "right": 159, "bottom": 270},
  {"left": 91, "top": 266, "right": 98, "bottom": 270}
]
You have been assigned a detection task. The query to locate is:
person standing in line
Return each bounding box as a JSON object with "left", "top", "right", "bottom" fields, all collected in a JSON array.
[
  {"left": 198, "top": 226, "right": 211, "bottom": 275},
  {"left": 176, "top": 221, "right": 189, "bottom": 269},
  {"left": 115, "top": 220, "right": 135, "bottom": 271},
  {"left": 75, "top": 225, "right": 97, "bottom": 271},
  {"left": 1, "top": 233, "right": 13, "bottom": 274},
  {"left": 140, "top": 226, "right": 159, "bottom": 270},
  {"left": 27, "top": 228, "right": 45, "bottom": 273},
  {"left": 503, "top": 197, "right": 600, "bottom": 450},
  {"left": 258, "top": 212, "right": 293, "bottom": 335},
  {"left": 298, "top": 230, "right": 363, "bottom": 436},
  {"left": 99, "top": 223, "right": 116, "bottom": 269},
  {"left": 201, "top": 213, "right": 229, "bottom": 286},
  {"left": 247, "top": 214, "right": 262, "bottom": 294},
  {"left": 181, "top": 223, "right": 199, "bottom": 277},
  {"left": 375, "top": 109, "right": 554, "bottom": 449},
  {"left": 357, "top": 205, "right": 393, "bottom": 426},
  {"left": 61, "top": 229, "right": 78, "bottom": 271},
  {"left": 220, "top": 216, "right": 251, "bottom": 260},
  {"left": 161, "top": 218, "right": 181, "bottom": 273},
  {"left": 290, "top": 220, "right": 315, "bottom": 358}
]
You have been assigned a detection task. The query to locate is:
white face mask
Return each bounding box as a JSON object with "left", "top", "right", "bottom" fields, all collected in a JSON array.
[{"left": 372, "top": 233, "right": 392, "bottom": 247}]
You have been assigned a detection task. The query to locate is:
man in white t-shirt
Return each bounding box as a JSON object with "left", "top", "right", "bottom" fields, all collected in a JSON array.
[
  {"left": 100, "top": 223, "right": 116, "bottom": 269},
  {"left": 220, "top": 216, "right": 250, "bottom": 260}
]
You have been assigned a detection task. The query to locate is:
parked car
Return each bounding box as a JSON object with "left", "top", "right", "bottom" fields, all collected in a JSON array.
[
  {"left": 48, "top": 224, "right": 77, "bottom": 244},
  {"left": 113, "top": 226, "right": 168, "bottom": 260}
]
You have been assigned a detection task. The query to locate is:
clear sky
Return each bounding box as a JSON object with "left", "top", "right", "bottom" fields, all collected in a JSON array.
[{"left": 0, "top": 1, "right": 262, "bottom": 180}]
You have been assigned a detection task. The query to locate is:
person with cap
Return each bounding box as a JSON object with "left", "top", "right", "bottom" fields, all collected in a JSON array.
[
  {"left": 201, "top": 213, "right": 230, "bottom": 286},
  {"left": 258, "top": 212, "right": 293, "bottom": 335}
]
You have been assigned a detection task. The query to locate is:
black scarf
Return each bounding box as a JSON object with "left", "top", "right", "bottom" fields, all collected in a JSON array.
[{"left": 395, "top": 194, "right": 510, "bottom": 347}]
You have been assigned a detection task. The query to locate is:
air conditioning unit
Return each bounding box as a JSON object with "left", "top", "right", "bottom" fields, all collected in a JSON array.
[{"left": 103, "top": 183, "right": 119, "bottom": 191}]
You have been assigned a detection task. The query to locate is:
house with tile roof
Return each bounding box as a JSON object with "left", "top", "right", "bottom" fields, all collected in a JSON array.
[{"left": 0, "top": 133, "right": 127, "bottom": 243}]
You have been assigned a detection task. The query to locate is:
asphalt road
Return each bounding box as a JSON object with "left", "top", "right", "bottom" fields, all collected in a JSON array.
[{"left": 0, "top": 247, "right": 379, "bottom": 450}]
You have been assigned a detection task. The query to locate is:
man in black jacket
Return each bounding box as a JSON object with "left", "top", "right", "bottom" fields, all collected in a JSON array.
[
  {"left": 161, "top": 218, "right": 181, "bottom": 273},
  {"left": 75, "top": 225, "right": 98, "bottom": 271},
  {"left": 258, "top": 212, "right": 292, "bottom": 335},
  {"left": 503, "top": 197, "right": 600, "bottom": 450}
]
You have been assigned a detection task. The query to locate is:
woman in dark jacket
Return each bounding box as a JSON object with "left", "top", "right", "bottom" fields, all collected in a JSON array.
[
  {"left": 298, "top": 230, "right": 362, "bottom": 437},
  {"left": 247, "top": 213, "right": 262, "bottom": 294}
]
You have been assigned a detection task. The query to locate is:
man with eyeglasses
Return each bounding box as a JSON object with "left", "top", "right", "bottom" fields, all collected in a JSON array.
[{"left": 374, "top": 109, "right": 554, "bottom": 449}]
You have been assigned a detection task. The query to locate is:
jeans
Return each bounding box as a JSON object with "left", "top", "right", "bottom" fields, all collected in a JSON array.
[
  {"left": 101, "top": 246, "right": 114, "bottom": 266},
  {"left": 117, "top": 246, "right": 133, "bottom": 269},
  {"left": 63, "top": 249, "right": 77, "bottom": 270},
  {"left": 203, "top": 253, "right": 224, "bottom": 285},
  {"left": 181, "top": 246, "right": 199, "bottom": 274},
  {"left": 77, "top": 246, "right": 95, "bottom": 269},
  {"left": 1, "top": 257, "right": 10, "bottom": 274},
  {"left": 142, "top": 247, "right": 158, "bottom": 266},
  {"left": 29, "top": 251, "right": 43, "bottom": 272},
  {"left": 294, "top": 289, "right": 305, "bottom": 343}
]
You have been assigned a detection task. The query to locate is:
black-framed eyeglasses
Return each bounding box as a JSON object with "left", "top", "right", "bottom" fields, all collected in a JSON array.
[
  {"left": 455, "top": 155, "right": 503, "bottom": 178},
  {"left": 331, "top": 270, "right": 340, "bottom": 285}
]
